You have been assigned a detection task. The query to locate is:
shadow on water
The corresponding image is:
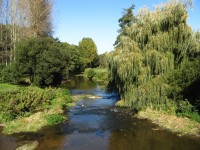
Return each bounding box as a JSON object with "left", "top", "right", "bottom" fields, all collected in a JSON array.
[{"left": 1, "top": 76, "right": 200, "bottom": 150}]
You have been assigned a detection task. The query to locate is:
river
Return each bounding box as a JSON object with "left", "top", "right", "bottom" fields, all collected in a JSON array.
[{"left": 0, "top": 76, "right": 200, "bottom": 150}]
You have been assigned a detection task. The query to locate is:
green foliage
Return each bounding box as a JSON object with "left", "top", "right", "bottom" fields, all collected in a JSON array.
[
  {"left": 114, "top": 4, "right": 137, "bottom": 47},
  {"left": 0, "top": 111, "right": 14, "bottom": 123},
  {"left": 15, "top": 37, "right": 68, "bottom": 87},
  {"left": 0, "top": 86, "right": 71, "bottom": 123},
  {"left": 0, "top": 63, "right": 21, "bottom": 84},
  {"left": 108, "top": 1, "right": 200, "bottom": 115},
  {"left": 177, "top": 110, "right": 200, "bottom": 123},
  {"left": 78, "top": 37, "right": 98, "bottom": 68},
  {"left": 60, "top": 42, "right": 84, "bottom": 74},
  {"left": 46, "top": 114, "right": 66, "bottom": 125},
  {"left": 87, "top": 69, "right": 96, "bottom": 80},
  {"left": 99, "top": 53, "right": 109, "bottom": 68}
]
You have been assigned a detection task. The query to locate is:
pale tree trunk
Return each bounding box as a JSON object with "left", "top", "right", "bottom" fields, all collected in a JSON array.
[
  {"left": 10, "top": 0, "right": 19, "bottom": 63},
  {"left": 5, "top": 0, "right": 9, "bottom": 66}
]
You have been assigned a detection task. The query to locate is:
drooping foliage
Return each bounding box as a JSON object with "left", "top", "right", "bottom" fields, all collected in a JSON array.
[{"left": 108, "top": 1, "right": 200, "bottom": 111}]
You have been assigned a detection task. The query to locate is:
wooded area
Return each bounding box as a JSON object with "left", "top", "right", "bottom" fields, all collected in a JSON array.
[{"left": 0, "top": 0, "right": 53, "bottom": 65}]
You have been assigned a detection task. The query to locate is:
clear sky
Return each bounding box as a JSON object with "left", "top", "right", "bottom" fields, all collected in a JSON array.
[{"left": 53, "top": 0, "right": 200, "bottom": 54}]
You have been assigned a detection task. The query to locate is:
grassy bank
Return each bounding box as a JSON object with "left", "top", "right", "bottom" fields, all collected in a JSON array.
[
  {"left": 115, "top": 100, "right": 200, "bottom": 136},
  {"left": 137, "top": 108, "right": 200, "bottom": 136},
  {"left": 0, "top": 84, "right": 74, "bottom": 134},
  {"left": 83, "top": 67, "right": 109, "bottom": 85}
]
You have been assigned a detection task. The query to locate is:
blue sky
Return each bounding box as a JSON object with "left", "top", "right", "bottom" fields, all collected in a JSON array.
[{"left": 53, "top": 0, "right": 200, "bottom": 54}]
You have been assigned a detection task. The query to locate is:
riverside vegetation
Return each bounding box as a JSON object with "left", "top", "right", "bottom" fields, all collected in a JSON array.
[
  {"left": 0, "top": 36, "right": 98, "bottom": 134},
  {"left": 110, "top": 1, "right": 200, "bottom": 135},
  {"left": 0, "top": 84, "right": 74, "bottom": 134}
]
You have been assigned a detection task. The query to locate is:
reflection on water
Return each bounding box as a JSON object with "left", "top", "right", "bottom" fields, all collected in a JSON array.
[
  {"left": 61, "top": 132, "right": 110, "bottom": 150},
  {"left": 109, "top": 123, "right": 200, "bottom": 150},
  {"left": 0, "top": 76, "right": 200, "bottom": 150},
  {"left": 61, "top": 76, "right": 97, "bottom": 90}
]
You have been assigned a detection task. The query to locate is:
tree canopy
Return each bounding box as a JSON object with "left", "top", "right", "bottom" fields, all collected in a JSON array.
[
  {"left": 114, "top": 4, "right": 137, "bottom": 47},
  {"left": 108, "top": 1, "right": 200, "bottom": 112},
  {"left": 15, "top": 37, "right": 69, "bottom": 87},
  {"left": 78, "top": 37, "right": 98, "bottom": 68}
]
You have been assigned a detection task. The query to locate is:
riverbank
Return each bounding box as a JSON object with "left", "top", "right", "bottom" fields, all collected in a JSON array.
[
  {"left": 137, "top": 108, "right": 200, "bottom": 136},
  {"left": 115, "top": 100, "right": 200, "bottom": 136},
  {"left": 0, "top": 84, "right": 75, "bottom": 134}
]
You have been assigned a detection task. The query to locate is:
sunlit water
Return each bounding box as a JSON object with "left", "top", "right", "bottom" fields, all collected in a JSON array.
[{"left": 0, "top": 76, "right": 200, "bottom": 150}]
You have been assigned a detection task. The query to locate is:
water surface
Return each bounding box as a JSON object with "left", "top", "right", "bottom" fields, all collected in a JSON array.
[{"left": 0, "top": 76, "right": 200, "bottom": 150}]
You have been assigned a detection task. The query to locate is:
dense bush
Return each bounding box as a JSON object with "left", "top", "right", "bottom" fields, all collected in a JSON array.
[
  {"left": 0, "top": 63, "right": 21, "bottom": 84},
  {"left": 0, "top": 87, "right": 72, "bottom": 123}
]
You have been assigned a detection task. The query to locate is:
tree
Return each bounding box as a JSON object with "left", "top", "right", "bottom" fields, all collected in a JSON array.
[
  {"left": 108, "top": 1, "right": 199, "bottom": 111},
  {"left": 28, "top": 0, "right": 53, "bottom": 37},
  {"left": 0, "top": 0, "right": 54, "bottom": 66},
  {"left": 60, "top": 42, "right": 83, "bottom": 74},
  {"left": 114, "top": 4, "right": 137, "bottom": 47},
  {"left": 78, "top": 37, "right": 98, "bottom": 68},
  {"left": 15, "top": 37, "right": 68, "bottom": 87}
]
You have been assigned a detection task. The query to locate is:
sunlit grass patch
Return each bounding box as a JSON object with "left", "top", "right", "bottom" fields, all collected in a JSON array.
[{"left": 137, "top": 108, "right": 200, "bottom": 136}]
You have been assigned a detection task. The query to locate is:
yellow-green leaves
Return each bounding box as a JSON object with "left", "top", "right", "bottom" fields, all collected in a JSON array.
[{"left": 108, "top": 1, "right": 198, "bottom": 111}]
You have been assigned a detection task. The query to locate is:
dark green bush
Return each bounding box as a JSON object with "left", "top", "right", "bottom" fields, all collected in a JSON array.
[{"left": 0, "top": 63, "right": 21, "bottom": 84}]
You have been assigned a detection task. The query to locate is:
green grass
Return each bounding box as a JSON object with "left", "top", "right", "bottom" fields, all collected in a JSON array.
[
  {"left": 177, "top": 111, "right": 200, "bottom": 123},
  {"left": 0, "top": 83, "right": 21, "bottom": 93},
  {"left": 137, "top": 108, "right": 200, "bottom": 136}
]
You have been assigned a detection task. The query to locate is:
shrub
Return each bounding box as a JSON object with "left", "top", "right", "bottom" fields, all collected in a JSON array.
[
  {"left": 0, "top": 87, "right": 71, "bottom": 123},
  {"left": 87, "top": 69, "right": 96, "bottom": 80},
  {"left": 0, "top": 63, "right": 21, "bottom": 84}
]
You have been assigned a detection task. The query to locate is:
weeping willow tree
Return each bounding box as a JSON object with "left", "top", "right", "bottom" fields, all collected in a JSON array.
[{"left": 108, "top": 0, "right": 200, "bottom": 111}]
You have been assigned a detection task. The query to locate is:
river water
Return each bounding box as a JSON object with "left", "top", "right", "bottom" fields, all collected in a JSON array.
[{"left": 0, "top": 76, "right": 200, "bottom": 150}]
